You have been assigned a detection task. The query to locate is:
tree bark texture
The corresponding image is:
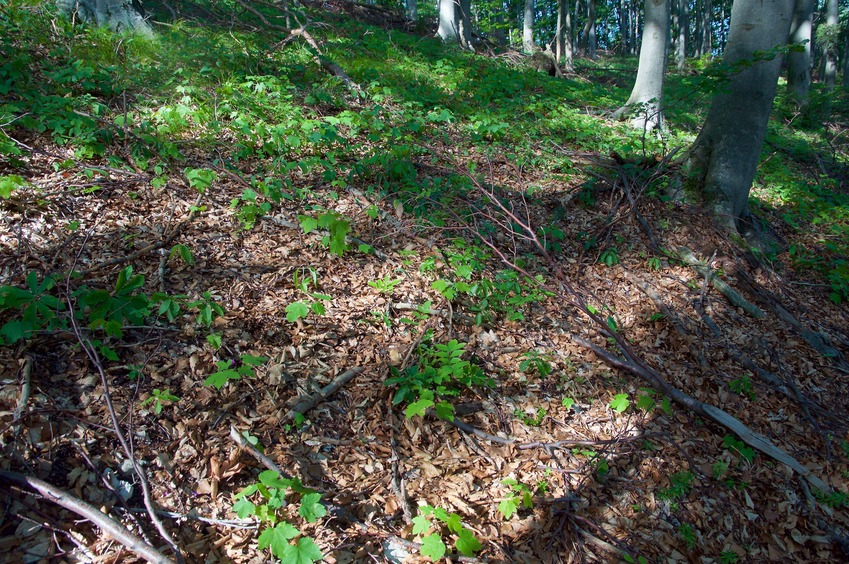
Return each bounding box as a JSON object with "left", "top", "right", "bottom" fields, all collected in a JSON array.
[
  {"left": 57, "top": 0, "right": 153, "bottom": 36},
  {"left": 823, "top": 0, "right": 838, "bottom": 89},
  {"left": 684, "top": 0, "right": 793, "bottom": 231},
  {"left": 437, "top": 0, "right": 458, "bottom": 41},
  {"left": 523, "top": 0, "right": 535, "bottom": 53},
  {"left": 786, "top": 0, "right": 815, "bottom": 102},
  {"left": 613, "top": 0, "right": 669, "bottom": 132}
]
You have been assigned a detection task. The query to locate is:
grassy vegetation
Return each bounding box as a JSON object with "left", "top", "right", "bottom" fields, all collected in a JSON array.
[{"left": 2, "top": 0, "right": 848, "bottom": 561}]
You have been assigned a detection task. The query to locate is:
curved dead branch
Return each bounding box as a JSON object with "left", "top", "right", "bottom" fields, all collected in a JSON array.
[{"left": 0, "top": 470, "right": 174, "bottom": 564}]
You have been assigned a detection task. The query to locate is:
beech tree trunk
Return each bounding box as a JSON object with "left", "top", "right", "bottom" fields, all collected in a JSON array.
[
  {"left": 676, "top": 0, "right": 688, "bottom": 70},
  {"left": 823, "top": 0, "right": 838, "bottom": 89},
  {"left": 407, "top": 0, "right": 417, "bottom": 21},
  {"left": 683, "top": 0, "right": 793, "bottom": 232},
  {"left": 583, "top": 0, "right": 596, "bottom": 58},
  {"left": 437, "top": 0, "right": 458, "bottom": 41},
  {"left": 57, "top": 0, "right": 152, "bottom": 36},
  {"left": 523, "top": 0, "right": 535, "bottom": 53},
  {"left": 612, "top": 0, "right": 669, "bottom": 132},
  {"left": 555, "top": 0, "right": 573, "bottom": 71},
  {"left": 786, "top": 0, "right": 815, "bottom": 103}
]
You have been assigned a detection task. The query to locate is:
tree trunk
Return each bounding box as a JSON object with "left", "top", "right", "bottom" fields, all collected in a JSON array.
[
  {"left": 407, "top": 0, "right": 417, "bottom": 21},
  {"left": 523, "top": 0, "right": 535, "bottom": 53},
  {"left": 823, "top": 0, "right": 838, "bottom": 89},
  {"left": 683, "top": 0, "right": 793, "bottom": 233},
  {"left": 57, "top": 0, "right": 153, "bottom": 36},
  {"left": 676, "top": 0, "right": 688, "bottom": 70},
  {"left": 458, "top": 0, "right": 474, "bottom": 50},
  {"left": 786, "top": 0, "right": 815, "bottom": 103},
  {"left": 613, "top": 0, "right": 669, "bottom": 132},
  {"left": 556, "top": 0, "right": 574, "bottom": 70},
  {"left": 843, "top": 32, "right": 849, "bottom": 87},
  {"left": 437, "top": 0, "right": 458, "bottom": 41},
  {"left": 584, "top": 0, "right": 596, "bottom": 58}
]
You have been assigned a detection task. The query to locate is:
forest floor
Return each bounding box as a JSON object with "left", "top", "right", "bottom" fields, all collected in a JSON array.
[{"left": 2, "top": 2, "right": 849, "bottom": 563}]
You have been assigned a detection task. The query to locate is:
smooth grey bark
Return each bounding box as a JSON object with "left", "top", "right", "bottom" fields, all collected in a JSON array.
[
  {"left": 683, "top": 0, "right": 793, "bottom": 232},
  {"left": 613, "top": 0, "right": 669, "bottom": 132},
  {"left": 437, "top": 0, "right": 458, "bottom": 41},
  {"left": 523, "top": 0, "right": 535, "bottom": 53},
  {"left": 786, "top": 0, "right": 815, "bottom": 102},
  {"left": 675, "top": 0, "right": 688, "bottom": 70},
  {"left": 57, "top": 0, "right": 153, "bottom": 36},
  {"left": 407, "top": 0, "right": 417, "bottom": 21},
  {"left": 823, "top": 0, "right": 838, "bottom": 89},
  {"left": 555, "top": 0, "right": 573, "bottom": 71}
]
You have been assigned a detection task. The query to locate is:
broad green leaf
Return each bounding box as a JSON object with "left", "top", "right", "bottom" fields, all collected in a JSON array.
[
  {"left": 204, "top": 368, "right": 240, "bottom": 389},
  {"left": 419, "top": 534, "right": 446, "bottom": 561},
  {"left": 285, "top": 301, "right": 310, "bottom": 322},
  {"left": 405, "top": 398, "right": 434, "bottom": 418},
  {"left": 0, "top": 175, "right": 26, "bottom": 198},
  {"left": 455, "top": 528, "right": 482, "bottom": 556},
  {"left": 298, "top": 215, "right": 319, "bottom": 233},
  {"left": 444, "top": 512, "right": 463, "bottom": 534},
  {"left": 232, "top": 497, "right": 256, "bottom": 518},
  {"left": 257, "top": 522, "right": 300, "bottom": 557},
  {"left": 412, "top": 514, "right": 431, "bottom": 535},
  {"left": 636, "top": 394, "right": 655, "bottom": 411},
  {"left": 280, "top": 536, "right": 323, "bottom": 563},
  {"left": 609, "top": 393, "right": 630, "bottom": 413},
  {"left": 259, "top": 470, "right": 292, "bottom": 489},
  {"left": 499, "top": 497, "right": 518, "bottom": 519},
  {"left": 561, "top": 397, "right": 575, "bottom": 410},
  {"left": 299, "top": 492, "right": 327, "bottom": 523}
]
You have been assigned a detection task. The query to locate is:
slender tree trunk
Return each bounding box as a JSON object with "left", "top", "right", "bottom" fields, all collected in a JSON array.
[
  {"left": 613, "top": 0, "right": 669, "bottom": 132},
  {"left": 843, "top": 32, "right": 849, "bottom": 87},
  {"left": 493, "top": 11, "right": 507, "bottom": 45},
  {"left": 787, "top": 0, "right": 815, "bottom": 103},
  {"left": 824, "top": 0, "right": 838, "bottom": 89},
  {"left": 458, "top": 0, "right": 474, "bottom": 50},
  {"left": 584, "top": 0, "right": 596, "bottom": 58},
  {"left": 407, "top": 0, "right": 417, "bottom": 21},
  {"left": 524, "top": 0, "right": 535, "bottom": 53},
  {"left": 701, "top": 0, "right": 712, "bottom": 56},
  {"left": 677, "top": 0, "right": 688, "bottom": 69},
  {"left": 556, "top": 0, "right": 574, "bottom": 71},
  {"left": 683, "top": 0, "right": 794, "bottom": 232}
]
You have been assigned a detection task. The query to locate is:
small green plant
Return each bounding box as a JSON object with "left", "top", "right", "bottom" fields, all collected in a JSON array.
[
  {"left": 498, "top": 478, "right": 534, "bottom": 519},
  {"left": 657, "top": 471, "right": 695, "bottom": 504},
  {"left": 623, "top": 554, "right": 648, "bottom": 564},
  {"left": 286, "top": 268, "right": 332, "bottom": 322},
  {"left": 722, "top": 435, "right": 756, "bottom": 465},
  {"left": 718, "top": 550, "right": 739, "bottom": 564},
  {"left": 728, "top": 375, "right": 756, "bottom": 401},
  {"left": 184, "top": 167, "right": 217, "bottom": 194},
  {"left": 298, "top": 210, "right": 351, "bottom": 256},
  {"left": 232, "top": 470, "right": 324, "bottom": 563},
  {"left": 814, "top": 488, "right": 849, "bottom": 508},
  {"left": 241, "top": 430, "right": 264, "bottom": 453},
  {"left": 0, "top": 174, "right": 26, "bottom": 198},
  {"left": 385, "top": 338, "right": 492, "bottom": 421},
  {"left": 368, "top": 275, "right": 403, "bottom": 294},
  {"left": 647, "top": 256, "right": 662, "bottom": 270},
  {"left": 712, "top": 460, "right": 730, "bottom": 479},
  {"left": 609, "top": 393, "right": 630, "bottom": 413},
  {"left": 678, "top": 523, "right": 697, "bottom": 550},
  {"left": 0, "top": 272, "right": 65, "bottom": 344},
  {"left": 411, "top": 505, "right": 482, "bottom": 560},
  {"left": 141, "top": 388, "right": 179, "bottom": 415},
  {"left": 514, "top": 406, "right": 547, "bottom": 426},
  {"left": 205, "top": 354, "right": 267, "bottom": 389},
  {"left": 519, "top": 349, "right": 553, "bottom": 377},
  {"left": 599, "top": 247, "right": 619, "bottom": 266},
  {"left": 561, "top": 397, "right": 576, "bottom": 410}
]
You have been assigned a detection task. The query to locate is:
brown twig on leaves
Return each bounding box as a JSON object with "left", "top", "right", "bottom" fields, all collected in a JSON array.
[
  {"left": 283, "top": 366, "right": 362, "bottom": 421},
  {"left": 65, "top": 271, "right": 184, "bottom": 563},
  {"left": 0, "top": 470, "right": 174, "bottom": 564}
]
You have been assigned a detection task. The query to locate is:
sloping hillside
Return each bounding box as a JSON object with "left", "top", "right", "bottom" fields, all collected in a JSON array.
[{"left": 1, "top": 1, "right": 849, "bottom": 562}]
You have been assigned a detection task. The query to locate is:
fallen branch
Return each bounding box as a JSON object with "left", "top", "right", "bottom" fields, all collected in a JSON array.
[
  {"left": 572, "top": 335, "right": 830, "bottom": 492},
  {"left": 0, "top": 470, "right": 174, "bottom": 564},
  {"left": 677, "top": 246, "right": 766, "bottom": 319},
  {"left": 283, "top": 366, "right": 362, "bottom": 421}
]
